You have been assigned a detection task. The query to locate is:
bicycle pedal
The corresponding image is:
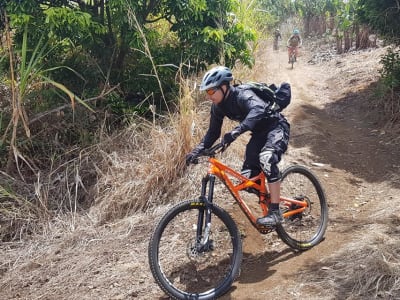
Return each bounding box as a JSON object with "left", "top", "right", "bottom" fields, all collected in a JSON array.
[
  {"left": 257, "top": 222, "right": 275, "bottom": 229},
  {"left": 258, "top": 225, "right": 275, "bottom": 234},
  {"left": 260, "top": 225, "right": 275, "bottom": 230}
]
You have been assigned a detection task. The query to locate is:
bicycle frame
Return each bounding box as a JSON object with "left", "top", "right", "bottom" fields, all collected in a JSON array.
[
  {"left": 288, "top": 46, "right": 297, "bottom": 58},
  {"left": 199, "top": 156, "right": 308, "bottom": 233},
  {"left": 149, "top": 148, "right": 327, "bottom": 298}
]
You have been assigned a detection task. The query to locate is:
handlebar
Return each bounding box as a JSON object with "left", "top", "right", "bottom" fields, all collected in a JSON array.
[
  {"left": 187, "top": 143, "right": 224, "bottom": 166},
  {"left": 201, "top": 143, "right": 224, "bottom": 157}
]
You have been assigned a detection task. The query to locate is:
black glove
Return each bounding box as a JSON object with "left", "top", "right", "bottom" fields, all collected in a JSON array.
[
  {"left": 221, "top": 130, "right": 240, "bottom": 151},
  {"left": 185, "top": 144, "right": 205, "bottom": 166}
]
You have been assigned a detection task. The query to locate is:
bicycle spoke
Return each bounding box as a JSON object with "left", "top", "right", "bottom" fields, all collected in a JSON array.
[
  {"left": 278, "top": 166, "right": 328, "bottom": 250},
  {"left": 149, "top": 201, "right": 242, "bottom": 299}
]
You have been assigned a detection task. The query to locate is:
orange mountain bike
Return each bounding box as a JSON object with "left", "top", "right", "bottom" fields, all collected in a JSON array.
[{"left": 148, "top": 143, "right": 328, "bottom": 300}]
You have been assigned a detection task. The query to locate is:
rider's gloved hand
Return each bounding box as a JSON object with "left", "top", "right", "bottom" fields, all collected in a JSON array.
[
  {"left": 185, "top": 144, "right": 205, "bottom": 166},
  {"left": 221, "top": 130, "right": 240, "bottom": 151}
]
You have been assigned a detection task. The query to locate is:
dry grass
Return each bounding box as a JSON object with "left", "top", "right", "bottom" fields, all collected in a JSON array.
[
  {"left": 301, "top": 215, "right": 400, "bottom": 299},
  {"left": 0, "top": 174, "right": 43, "bottom": 240},
  {"left": 91, "top": 76, "right": 208, "bottom": 223},
  {"left": 0, "top": 145, "right": 99, "bottom": 241}
]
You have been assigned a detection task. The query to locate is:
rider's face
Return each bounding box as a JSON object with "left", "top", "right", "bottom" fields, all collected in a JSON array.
[{"left": 206, "top": 86, "right": 226, "bottom": 104}]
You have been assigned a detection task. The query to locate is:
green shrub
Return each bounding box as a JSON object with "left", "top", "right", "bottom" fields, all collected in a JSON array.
[{"left": 380, "top": 47, "right": 400, "bottom": 91}]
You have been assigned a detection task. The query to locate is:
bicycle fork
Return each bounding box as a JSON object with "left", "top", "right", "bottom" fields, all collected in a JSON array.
[{"left": 194, "top": 174, "right": 216, "bottom": 253}]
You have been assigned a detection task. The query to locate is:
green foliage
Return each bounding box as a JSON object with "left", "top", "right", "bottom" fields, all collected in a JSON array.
[
  {"left": 295, "top": 0, "right": 332, "bottom": 17},
  {"left": 4, "top": 0, "right": 258, "bottom": 108},
  {"left": 0, "top": 0, "right": 261, "bottom": 165},
  {"left": 234, "top": 0, "right": 273, "bottom": 35},
  {"left": 333, "top": 0, "right": 359, "bottom": 32},
  {"left": 5, "top": 1, "right": 107, "bottom": 94},
  {"left": 15, "top": 23, "right": 89, "bottom": 112},
  {"left": 0, "top": 15, "right": 92, "bottom": 170},
  {"left": 358, "top": 0, "right": 400, "bottom": 44},
  {"left": 44, "top": 7, "right": 107, "bottom": 42},
  {"left": 165, "top": 0, "right": 256, "bottom": 69},
  {"left": 105, "top": 91, "right": 149, "bottom": 117},
  {"left": 257, "top": 0, "right": 296, "bottom": 26},
  {"left": 380, "top": 48, "right": 400, "bottom": 91}
]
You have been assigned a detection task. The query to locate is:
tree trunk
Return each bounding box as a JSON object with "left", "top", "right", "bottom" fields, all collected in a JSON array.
[
  {"left": 303, "top": 16, "right": 311, "bottom": 36},
  {"left": 354, "top": 24, "right": 360, "bottom": 49},
  {"left": 344, "top": 30, "right": 351, "bottom": 52},
  {"left": 336, "top": 35, "right": 343, "bottom": 54},
  {"left": 359, "top": 25, "right": 370, "bottom": 49}
]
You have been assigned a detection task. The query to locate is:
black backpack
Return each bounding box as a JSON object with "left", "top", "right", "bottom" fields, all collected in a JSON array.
[{"left": 235, "top": 81, "right": 291, "bottom": 112}]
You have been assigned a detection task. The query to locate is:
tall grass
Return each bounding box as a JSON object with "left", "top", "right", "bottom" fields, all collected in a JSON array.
[
  {"left": 86, "top": 5, "right": 204, "bottom": 223},
  {"left": 0, "top": 15, "right": 96, "bottom": 241},
  {"left": 3, "top": 17, "right": 90, "bottom": 174},
  {"left": 0, "top": 175, "right": 42, "bottom": 240},
  {"left": 92, "top": 72, "right": 202, "bottom": 223}
]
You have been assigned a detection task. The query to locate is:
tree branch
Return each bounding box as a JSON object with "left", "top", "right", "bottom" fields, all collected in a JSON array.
[{"left": 29, "top": 85, "right": 119, "bottom": 124}]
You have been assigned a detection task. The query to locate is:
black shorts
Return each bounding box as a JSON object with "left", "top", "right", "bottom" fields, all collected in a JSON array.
[{"left": 241, "top": 117, "right": 290, "bottom": 182}]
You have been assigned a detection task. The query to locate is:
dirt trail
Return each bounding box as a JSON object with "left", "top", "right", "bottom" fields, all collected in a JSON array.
[
  {"left": 1, "top": 40, "right": 400, "bottom": 300},
  {"left": 218, "top": 41, "right": 400, "bottom": 299}
]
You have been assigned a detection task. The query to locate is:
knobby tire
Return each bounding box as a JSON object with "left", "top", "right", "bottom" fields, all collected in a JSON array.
[
  {"left": 148, "top": 200, "right": 242, "bottom": 300},
  {"left": 276, "top": 165, "right": 328, "bottom": 250}
]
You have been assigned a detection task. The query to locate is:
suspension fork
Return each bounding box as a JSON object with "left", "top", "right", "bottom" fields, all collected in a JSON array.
[{"left": 195, "top": 174, "right": 216, "bottom": 251}]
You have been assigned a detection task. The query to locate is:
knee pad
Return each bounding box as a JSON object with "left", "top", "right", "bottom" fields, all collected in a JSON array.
[
  {"left": 259, "top": 148, "right": 276, "bottom": 173},
  {"left": 259, "top": 148, "right": 280, "bottom": 182}
]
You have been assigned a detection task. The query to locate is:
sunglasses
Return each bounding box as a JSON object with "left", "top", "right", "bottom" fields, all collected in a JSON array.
[{"left": 206, "top": 87, "right": 218, "bottom": 96}]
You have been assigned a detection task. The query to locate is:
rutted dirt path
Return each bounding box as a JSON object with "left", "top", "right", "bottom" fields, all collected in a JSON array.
[
  {"left": 1, "top": 40, "right": 400, "bottom": 300},
  {"left": 218, "top": 41, "right": 400, "bottom": 299}
]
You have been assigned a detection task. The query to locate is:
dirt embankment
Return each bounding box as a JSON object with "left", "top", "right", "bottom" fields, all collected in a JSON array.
[{"left": 1, "top": 40, "right": 400, "bottom": 300}]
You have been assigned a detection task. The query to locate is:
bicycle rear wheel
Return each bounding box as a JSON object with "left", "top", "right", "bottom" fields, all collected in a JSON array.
[
  {"left": 277, "top": 165, "right": 328, "bottom": 251},
  {"left": 290, "top": 54, "right": 295, "bottom": 69},
  {"left": 148, "top": 200, "right": 242, "bottom": 300}
]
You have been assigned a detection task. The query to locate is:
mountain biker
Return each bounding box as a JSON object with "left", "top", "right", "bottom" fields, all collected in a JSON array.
[
  {"left": 287, "top": 29, "right": 302, "bottom": 63},
  {"left": 185, "top": 66, "right": 290, "bottom": 227},
  {"left": 273, "top": 28, "right": 282, "bottom": 50}
]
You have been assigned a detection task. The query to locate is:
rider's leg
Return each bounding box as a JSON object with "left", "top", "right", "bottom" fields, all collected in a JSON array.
[
  {"left": 268, "top": 181, "right": 280, "bottom": 204},
  {"left": 258, "top": 148, "right": 282, "bottom": 220},
  {"left": 257, "top": 121, "right": 290, "bottom": 226},
  {"left": 262, "top": 181, "right": 282, "bottom": 226},
  {"left": 241, "top": 133, "right": 264, "bottom": 187}
]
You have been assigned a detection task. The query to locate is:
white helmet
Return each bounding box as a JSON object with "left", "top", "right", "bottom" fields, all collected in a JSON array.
[{"left": 199, "top": 66, "right": 233, "bottom": 91}]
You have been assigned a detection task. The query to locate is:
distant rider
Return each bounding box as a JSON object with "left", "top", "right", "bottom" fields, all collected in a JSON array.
[
  {"left": 287, "top": 29, "right": 302, "bottom": 63},
  {"left": 273, "top": 28, "right": 282, "bottom": 50}
]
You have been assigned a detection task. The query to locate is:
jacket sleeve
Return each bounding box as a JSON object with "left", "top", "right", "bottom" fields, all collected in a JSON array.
[
  {"left": 234, "top": 90, "right": 269, "bottom": 134},
  {"left": 201, "top": 104, "right": 224, "bottom": 149}
]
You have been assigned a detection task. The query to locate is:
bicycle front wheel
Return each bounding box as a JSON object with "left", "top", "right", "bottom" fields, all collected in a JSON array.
[
  {"left": 148, "top": 200, "right": 242, "bottom": 300},
  {"left": 277, "top": 165, "right": 328, "bottom": 251}
]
